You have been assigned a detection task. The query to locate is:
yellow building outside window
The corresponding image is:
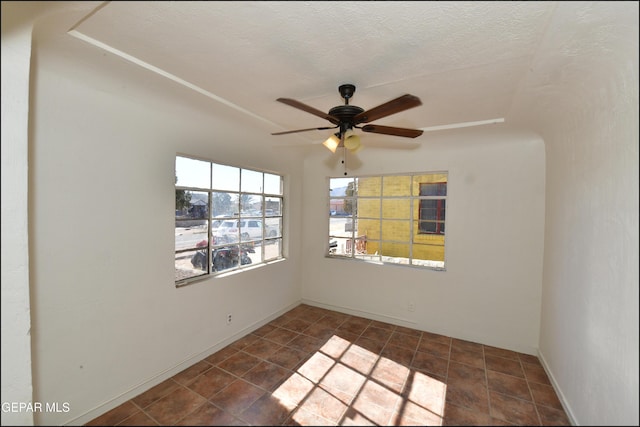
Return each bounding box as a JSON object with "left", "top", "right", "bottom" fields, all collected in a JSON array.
[{"left": 328, "top": 172, "right": 447, "bottom": 269}]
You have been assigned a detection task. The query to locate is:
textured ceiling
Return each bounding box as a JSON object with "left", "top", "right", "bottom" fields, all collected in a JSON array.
[{"left": 61, "top": 1, "right": 632, "bottom": 149}]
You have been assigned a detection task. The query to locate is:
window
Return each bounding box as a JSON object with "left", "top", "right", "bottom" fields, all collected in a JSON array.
[
  {"left": 328, "top": 173, "right": 447, "bottom": 270},
  {"left": 175, "top": 155, "right": 283, "bottom": 285},
  {"left": 418, "top": 183, "right": 446, "bottom": 235}
]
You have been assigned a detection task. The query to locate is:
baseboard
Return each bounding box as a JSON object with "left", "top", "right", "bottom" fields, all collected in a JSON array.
[
  {"left": 66, "top": 301, "right": 300, "bottom": 426},
  {"left": 301, "top": 298, "right": 418, "bottom": 327},
  {"left": 537, "top": 349, "right": 578, "bottom": 426},
  {"left": 303, "top": 299, "right": 539, "bottom": 354}
]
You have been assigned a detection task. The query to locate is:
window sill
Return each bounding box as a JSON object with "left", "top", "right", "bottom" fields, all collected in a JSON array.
[{"left": 325, "top": 254, "right": 446, "bottom": 271}]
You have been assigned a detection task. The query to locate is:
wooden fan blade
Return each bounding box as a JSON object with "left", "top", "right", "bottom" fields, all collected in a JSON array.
[
  {"left": 271, "top": 126, "right": 337, "bottom": 135},
  {"left": 353, "top": 94, "right": 422, "bottom": 124},
  {"left": 277, "top": 98, "right": 340, "bottom": 125},
  {"left": 361, "top": 124, "right": 424, "bottom": 138}
]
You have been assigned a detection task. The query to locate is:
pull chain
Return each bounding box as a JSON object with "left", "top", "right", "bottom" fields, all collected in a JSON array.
[{"left": 342, "top": 146, "right": 347, "bottom": 175}]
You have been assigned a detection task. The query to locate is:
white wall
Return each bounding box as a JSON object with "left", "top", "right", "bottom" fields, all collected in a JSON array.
[
  {"left": 1, "top": 6, "right": 36, "bottom": 426},
  {"left": 540, "top": 99, "right": 638, "bottom": 426},
  {"left": 301, "top": 127, "right": 546, "bottom": 355},
  {"left": 507, "top": 3, "right": 639, "bottom": 425},
  {"left": 23, "top": 10, "right": 305, "bottom": 425}
]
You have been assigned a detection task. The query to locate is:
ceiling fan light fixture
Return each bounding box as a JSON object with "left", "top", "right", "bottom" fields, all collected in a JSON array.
[
  {"left": 322, "top": 133, "right": 341, "bottom": 153},
  {"left": 343, "top": 129, "right": 361, "bottom": 151},
  {"left": 349, "top": 141, "right": 363, "bottom": 153}
]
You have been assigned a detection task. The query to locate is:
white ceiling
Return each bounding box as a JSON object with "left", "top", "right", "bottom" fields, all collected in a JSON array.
[{"left": 59, "top": 1, "right": 633, "bottom": 149}]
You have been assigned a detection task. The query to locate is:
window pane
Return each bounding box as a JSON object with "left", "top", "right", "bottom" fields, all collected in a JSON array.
[
  {"left": 346, "top": 235, "right": 368, "bottom": 255},
  {"left": 382, "top": 198, "right": 410, "bottom": 219},
  {"left": 264, "top": 173, "right": 282, "bottom": 195},
  {"left": 211, "top": 244, "right": 253, "bottom": 272},
  {"left": 328, "top": 237, "right": 350, "bottom": 256},
  {"left": 357, "top": 198, "right": 380, "bottom": 218},
  {"left": 330, "top": 177, "right": 355, "bottom": 196},
  {"left": 176, "top": 191, "right": 208, "bottom": 250},
  {"left": 412, "top": 243, "right": 445, "bottom": 265},
  {"left": 381, "top": 219, "right": 411, "bottom": 241},
  {"left": 176, "top": 189, "right": 194, "bottom": 218},
  {"left": 242, "top": 169, "right": 263, "bottom": 193},
  {"left": 241, "top": 194, "right": 263, "bottom": 216},
  {"left": 214, "top": 219, "right": 240, "bottom": 243},
  {"left": 358, "top": 176, "right": 381, "bottom": 197},
  {"left": 175, "top": 250, "right": 208, "bottom": 282},
  {"left": 248, "top": 243, "right": 264, "bottom": 264},
  {"left": 241, "top": 228, "right": 262, "bottom": 244},
  {"left": 357, "top": 219, "right": 380, "bottom": 240},
  {"left": 418, "top": 199, "right": 445, "bottom": 234},
  {"left": 188, "top": 247, "right": 210, "bottom": 272},
  {"left": 176, "top": 233, "right": 207, "bottom": 258},
  {"left": 343, "top": 197, "right": 357, "bottom": 217},
  {"left": 329, "top": 198, "right": 345, "bottom": 216},
  {"left": 419, "top": 199, "right": 446, "bottom": 220},
  {"left": 212, "top": 192, "right": 239, "bottom": 217},
  {"left": 419, "top": 182, "right": 447, "bottom": 196},
  {"left": 414, "top": 174, "right": 448, "bottom": 196},
  {"left": 264, "top": 239, "right": 281, "bottom": 261},
  {"left": 175, "top": 228, "right": 209, "bottom": 251},
  {"left": 212, "top": 163, "right": 239, "bottom": 191},
  {"left": 188, "top": 193, "right": 208, "bottom": 220},
  {"left": 330, "top": 216, "right": 357, "bottom": 238},
  {"left": 265, "top": 217, "right": 281, "bottom": 238},
  {"left": 380, "top": 242, "right": 410, "bottom": 263},
  {"left": 383, "top": 175, "right": 411, "bottom": 197},
  {"left": 329, "top": 216, "right": 346, "bottom": 237},
  {"left": 419, "top": 221, "right": 436, "bottom": 233},
  {"left": 265, "top": 197, "right": 282, "bottom": 216},
  {"left": 176, "top": 156, "right": 210, "bottom": 188},
  {"left": 365, "top": 240, "right": 380, "bottom": 256}
]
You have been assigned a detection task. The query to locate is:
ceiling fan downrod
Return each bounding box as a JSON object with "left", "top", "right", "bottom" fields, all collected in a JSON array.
[{"left": 339, "top": 84, "right": 356, "bottom": 105}]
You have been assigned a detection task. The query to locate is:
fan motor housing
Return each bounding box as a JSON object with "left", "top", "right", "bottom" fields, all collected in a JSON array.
[{"left": 328, "top": 105, "right": 364, "bottom": 124}]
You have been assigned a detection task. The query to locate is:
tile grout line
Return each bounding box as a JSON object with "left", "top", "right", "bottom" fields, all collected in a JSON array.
[{"left": 482, "top": 344, "right": 493, "bottom": 424}]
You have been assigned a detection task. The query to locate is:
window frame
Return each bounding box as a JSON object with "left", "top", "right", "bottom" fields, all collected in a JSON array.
[
  {"left": 175, "top": 155, "right": 284, "bottom": 286},
  {"left": 327, "top": 172, "right": 447, "bottom": 271}
]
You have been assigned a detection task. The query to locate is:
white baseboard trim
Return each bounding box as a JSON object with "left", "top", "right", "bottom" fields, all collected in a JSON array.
[
  {"left": 301, "top": 298, "right": 418, "bottom": 327},
  {"left": 537, "top": 349, "right": 578, "bottom": 426},
  {"left": 66, "top": 301, "right": 300, "bottom": 426},
  {"left": 302, "top": 299, "right": 540, "bottom": 356}
]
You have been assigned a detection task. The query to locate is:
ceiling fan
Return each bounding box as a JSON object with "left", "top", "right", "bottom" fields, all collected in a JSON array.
[{"left": 271, "top": 84, "right": 424, "bottom": 153}]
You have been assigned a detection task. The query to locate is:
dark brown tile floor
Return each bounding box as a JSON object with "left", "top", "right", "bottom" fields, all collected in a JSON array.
[{"left": 86, "top": 304, "right": 571, "bottom": 426}]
